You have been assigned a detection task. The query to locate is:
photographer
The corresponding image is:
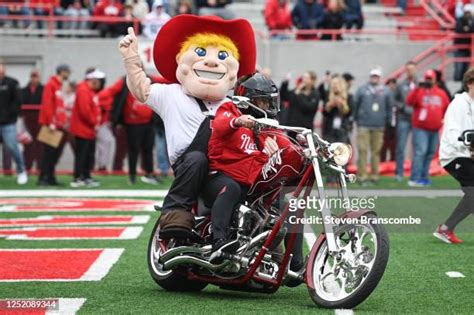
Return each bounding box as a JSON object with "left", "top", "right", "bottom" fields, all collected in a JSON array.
[{"left": 435, "top": 68, "right": 474, "bottom": 244}]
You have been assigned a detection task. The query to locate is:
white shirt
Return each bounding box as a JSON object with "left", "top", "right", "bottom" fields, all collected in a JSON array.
[
  {"left": 146, "top": 83, "right": 226, "bottom": 165},
  {"left": 439, "top": 92, "right": 474, "bottom": 166}
]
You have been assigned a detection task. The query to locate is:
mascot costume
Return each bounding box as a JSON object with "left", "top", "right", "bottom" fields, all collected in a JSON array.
[{"left": 118, "top": 15, "right": 256, "bottom": 238}]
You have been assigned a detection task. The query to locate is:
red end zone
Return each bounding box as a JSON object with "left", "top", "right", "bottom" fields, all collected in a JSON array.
[
  {"left": 0, "top": 215, "right": 150, "bottom": 227},
  {"left": 0, "top": 199, "right": 156, "bottom": 212},
  {"left": 0, "top": 227, "right": 143, "bottom": 240},
  {"left": 0, "top": 249, "right": 123, "bottom": 282}
]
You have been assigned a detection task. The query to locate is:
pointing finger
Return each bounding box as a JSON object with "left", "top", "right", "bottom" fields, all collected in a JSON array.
[{"left": 127, "top": 27, "right": 136, "bottom": 39}]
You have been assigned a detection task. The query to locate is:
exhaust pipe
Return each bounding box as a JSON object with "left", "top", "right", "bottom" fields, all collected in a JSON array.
[
  {"left": 159, "top": 245, "right": 210, "bottom": 263},
  {"left": 163, "top": 255, "right": 230, "bottom": 271}
]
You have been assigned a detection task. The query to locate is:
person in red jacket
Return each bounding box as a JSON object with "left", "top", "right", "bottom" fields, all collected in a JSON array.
[
  {"left": 69, "top": 69, "right": 105, "bottom": 187},
  {"left": 204, "top": 73, "right": 288, "bottom": 262},
  {"left": 93, "top": 0, "right": 123, "bottom": 37},
  {"left": 264, "top": 0, "right": 292, "bottom": 37},
  {"left": 406, "top": 69, "right": 450, "bottom": 187},
  {"left": 38, "top": 64, "right": 71, "bottom": 186},
  {"left": 99, "top": 75, "right": 163, "bottom": 185}
]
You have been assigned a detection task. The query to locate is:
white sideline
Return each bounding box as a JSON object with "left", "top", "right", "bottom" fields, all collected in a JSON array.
[
  {"left": 446, "top": 271, "right": 465, "bottom": 278},
  {"left": 0, "top": 190, "right": 167, "bottom": 197},
  {"left": 335, "top": 309, "right": 354, "bottom": 315},
  {"left": 45, "top": 298, "right": 87, "bottom": 315},
  {"left": 0, "top": 189, "right": 463, "bottom": 198}
]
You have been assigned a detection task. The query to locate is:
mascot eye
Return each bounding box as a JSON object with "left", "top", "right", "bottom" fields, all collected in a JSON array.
[
  {"left": 194, "top": 47, "right": 207, "bottom": 57},
  {"left": 218, "top": 51, "right": 229, "bottom": 60}
]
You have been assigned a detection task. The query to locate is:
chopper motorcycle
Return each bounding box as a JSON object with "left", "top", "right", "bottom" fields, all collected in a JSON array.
[{"left": 147, "top": 97, "right": 390, "bottom": 309}]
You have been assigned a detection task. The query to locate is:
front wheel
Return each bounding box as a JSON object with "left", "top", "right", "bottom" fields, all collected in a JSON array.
[
  {"left": 147, "top": 219, "right": 208, "bottom": 292},
  {"left": 306, "top": 213, "right": 389, "bottom": 309}
]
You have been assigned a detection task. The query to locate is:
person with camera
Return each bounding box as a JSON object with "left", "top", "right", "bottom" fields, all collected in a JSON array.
[{"left": 434, "top": 68, "right": 474, "bottom": 244}]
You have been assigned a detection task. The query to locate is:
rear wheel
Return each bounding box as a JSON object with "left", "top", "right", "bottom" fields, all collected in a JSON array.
[
  {"left": 147, "top": 219, "right": 208, "bottom": 291},
  {"left": 306, "top": 213, "right": 389, "bottom": 309}
]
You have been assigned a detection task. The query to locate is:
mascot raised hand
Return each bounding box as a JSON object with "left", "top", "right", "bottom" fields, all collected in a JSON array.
[{"left": 118, "top": 15, "right": 256, "bottom": 238}]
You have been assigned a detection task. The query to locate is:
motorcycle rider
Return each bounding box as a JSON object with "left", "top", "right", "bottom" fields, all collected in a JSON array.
[
  {"left": 118, "top": 15, "right": 256, "bottom": 239},
  {"left": 435, "top": 68, "right": 474, "bottom": 244},
  {"left": 205, "top": 73, "right": 305, "bottom": 279}
]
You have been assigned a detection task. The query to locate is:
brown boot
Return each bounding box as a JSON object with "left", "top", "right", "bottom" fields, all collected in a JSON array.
[{"left": 158, "top": 209, "right": 195, "bottom": 239}]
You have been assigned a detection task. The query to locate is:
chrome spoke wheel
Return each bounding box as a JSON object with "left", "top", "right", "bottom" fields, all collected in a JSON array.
[{"left": 313, "top": 223, "right": 378, "bottom": 302}]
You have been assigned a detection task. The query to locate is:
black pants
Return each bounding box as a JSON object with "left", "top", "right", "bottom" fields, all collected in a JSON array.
[
  {"left": 73, "top": 136, "right": 95, "bottom": 180},
  {"left": 39, "top": 132, "right": 69, "bottom": 183},
  {"left": 162, "top": 151, "right": 209, "bottom": 212},
  {"left": 202, "top": 173, "right": 248, "bottom": 240},
  {"left": 444, "top": 158, "right": 474, "bottom": 230},
  {"left": 125, "top": 123, "right": 154, "bottom": 179}
]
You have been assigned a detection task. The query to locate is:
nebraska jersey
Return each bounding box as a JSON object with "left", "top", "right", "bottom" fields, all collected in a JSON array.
[{"left": 208, "top": 102, "right": 289, "bottom": 186}]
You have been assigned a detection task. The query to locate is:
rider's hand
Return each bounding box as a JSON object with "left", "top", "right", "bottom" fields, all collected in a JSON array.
[
  {"left": 263, "top": 136, "right": 279, "bottom": 156},
  {"left": 234, "top": 115, "right": 256, "bottom": 129},
  {"left": 48, "top": 123, "right": 56, "bottom": 131},
  {"left": 119, "top": 27, "right": 139, "bottom": 59}
]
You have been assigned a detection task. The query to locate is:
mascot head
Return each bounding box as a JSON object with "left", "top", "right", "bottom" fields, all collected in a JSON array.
[{"left": 153, "top": 15, "right": 256, "bottom": 101}]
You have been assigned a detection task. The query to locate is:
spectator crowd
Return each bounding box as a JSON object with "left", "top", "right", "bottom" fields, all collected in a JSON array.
[
  {"left": 0, "top": 0, "right": 364, "bottom": 39},
  {"left": 0, "top": 62, "right": 170, "bottom": 187},
  {"left": 0, "top": 59, "right": 464, "bottom": 188}
]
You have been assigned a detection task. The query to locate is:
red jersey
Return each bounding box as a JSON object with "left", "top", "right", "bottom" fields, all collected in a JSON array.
[
  {"left": 406, "top": 86, "right": 450, "bottom": 131},
  {"left": 39, "top": 76, "right": 67, "bottom": 129},
  {"left": 69, "top": 81, "right": 100, "bottom": 140},
  {"left": 208, "top": 102, "right": 290, "bottom": 186}
]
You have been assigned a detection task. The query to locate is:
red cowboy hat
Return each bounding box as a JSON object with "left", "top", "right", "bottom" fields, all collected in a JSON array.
[{"left": 153, "top": 14, "right": 256, "bottom": 83}]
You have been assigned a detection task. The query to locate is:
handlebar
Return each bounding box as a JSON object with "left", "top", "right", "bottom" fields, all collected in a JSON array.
[{"left": 250, "top": 117, "right": 330, "bottom": 148}]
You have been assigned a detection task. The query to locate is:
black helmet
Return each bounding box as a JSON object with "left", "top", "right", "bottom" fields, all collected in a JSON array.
[{"left": 234, "top": 72, "right": 280, "bottom": 118}]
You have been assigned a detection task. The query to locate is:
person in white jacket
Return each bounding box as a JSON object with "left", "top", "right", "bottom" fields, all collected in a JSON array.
[
  {"left": 142, "top": 0, "right": 170, "bottom": 40},
  {"left": 434, "top": 68, "right": 474, "bottom": 244}
]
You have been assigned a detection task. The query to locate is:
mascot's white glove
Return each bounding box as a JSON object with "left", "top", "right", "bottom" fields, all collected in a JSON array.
[
  {"left": 119, "top": 27, "right": 139, "bottom": 59},
  {"left": 118, "top": 27, "right": 151, "bottom": 103}
]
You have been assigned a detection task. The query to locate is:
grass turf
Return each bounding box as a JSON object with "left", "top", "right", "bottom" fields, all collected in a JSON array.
[
  {"left": 0, "top": 196, "right": 472, "bottom": 314},
  {"left": 0, "top": 174, "right": 459, "bottom": 190}
]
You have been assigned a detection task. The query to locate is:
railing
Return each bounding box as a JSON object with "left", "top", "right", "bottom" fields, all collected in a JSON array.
[
  {"left": 0, "top": 2, "right": 141, "bottom": 37},
  {"left": 385, "top": 34, "right": 474, "bottom": 81},
  {"left": 264, "top": 28, "right": 449, "bottom": 41},
  {"left": 419, "top": 0, "right": 455, "bottom": 29}
]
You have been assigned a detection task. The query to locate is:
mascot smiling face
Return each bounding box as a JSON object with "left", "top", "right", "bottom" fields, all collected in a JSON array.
[
  {"left": 153, "top": 14, "right": 256, "bottom": 102},
  {"left": 176, "top": 33, "right": 239, "bottom": 101}
]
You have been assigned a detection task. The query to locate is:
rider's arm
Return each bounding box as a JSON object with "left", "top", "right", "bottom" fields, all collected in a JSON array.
[{"left": 211, "top": 105, "right": 241, "bottom": 136}]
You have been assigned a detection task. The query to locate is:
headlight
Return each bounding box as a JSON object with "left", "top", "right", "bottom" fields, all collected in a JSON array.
[{"left": 329, "top": 143, "right": 352, "bottom": 166}]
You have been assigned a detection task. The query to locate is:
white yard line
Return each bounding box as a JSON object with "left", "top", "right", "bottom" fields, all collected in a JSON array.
[
  {"left": 80, "top": 248, "right": 124, "bottom": 281},
  {"left": 446, "top": 271, "right": 465, "bottom": 278},
  {"left": 335, "top": 309, "right": 354, "bottom": 315},
  {"left": 45, "top": 298, "right": 87, "bottom": 315}
]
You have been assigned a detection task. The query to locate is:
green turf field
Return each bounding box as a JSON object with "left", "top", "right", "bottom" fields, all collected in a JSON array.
[
  {"left": 0, "top": 174, "right": 460, "bottom": 190},
  {"left": 0, "top": 191, "right": 472, "bottom": 314}
]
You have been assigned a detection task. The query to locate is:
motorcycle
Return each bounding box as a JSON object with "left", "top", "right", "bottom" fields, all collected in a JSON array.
[{"left": 147, "top": 97, "right": 390, "bottom": 309}]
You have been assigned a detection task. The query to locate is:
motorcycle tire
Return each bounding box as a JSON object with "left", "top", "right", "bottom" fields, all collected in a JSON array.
[
  {"left": 147, "top": 219, "right": 208, "bottom": 292},
  {"left": 306, "top": 213, "right": 389, "bottom": 309}
]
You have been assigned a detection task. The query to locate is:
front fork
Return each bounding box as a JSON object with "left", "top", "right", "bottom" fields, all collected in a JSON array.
[{"left": 306, "top": 133, "right": 352, "bottom": 254}]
